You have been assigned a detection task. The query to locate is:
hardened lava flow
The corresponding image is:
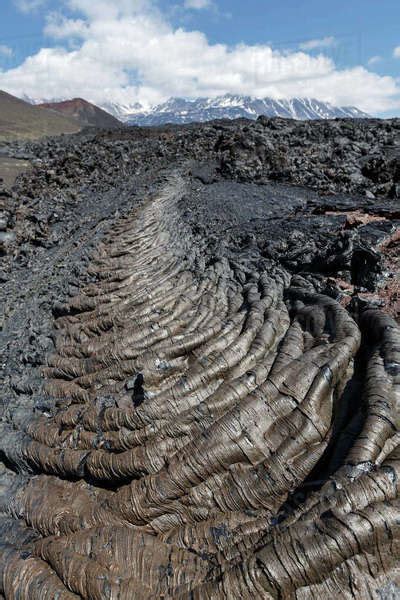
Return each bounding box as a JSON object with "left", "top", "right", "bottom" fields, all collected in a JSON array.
[{"left": 0, "top": 173, "right": 399, "bottom": 597}]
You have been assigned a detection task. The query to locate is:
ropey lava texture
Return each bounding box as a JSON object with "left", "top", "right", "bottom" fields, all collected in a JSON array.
[{"left": 0, "top": 174, "right": 399, "bottom": 599}]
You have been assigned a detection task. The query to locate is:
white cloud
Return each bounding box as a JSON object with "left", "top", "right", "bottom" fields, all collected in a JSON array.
[
  {"left": 368, "top": 55, "right": 382, "bottom": 66},
  {"left": 184, "top": 0, "right": 213, "bottom": 9},
  {"left": 14, "top": 0, "right": 47, "bottom": 13},
  {"left": 1, "top": 2, "right": 399, "bottom": 115},
  {"left": 394, "top": 46, "right": 400, "bottom": 58},
  {"left": 44, "top": 14, "right": 89, "bottom": 39},
  {"left": 0, "top": 45, "right": 13, "bottom": 57},
  {"left": 299, "top": 36, "right": 336, "bottom": 51}
]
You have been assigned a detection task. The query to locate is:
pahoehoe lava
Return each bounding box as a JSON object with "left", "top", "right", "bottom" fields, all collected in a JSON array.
[{"left": 0, "top": 117, "right": 399, "bottom": 599}]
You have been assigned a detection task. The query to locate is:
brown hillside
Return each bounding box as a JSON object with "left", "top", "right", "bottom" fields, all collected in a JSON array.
[
  {"left": 0, "top": 90, "right": 81, "bottom": 141},
  {"left": 39, "top": 98, "right": 122, "bottom": 129}
]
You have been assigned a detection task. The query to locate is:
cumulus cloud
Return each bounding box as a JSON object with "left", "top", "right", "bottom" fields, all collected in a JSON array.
[
  {"left": 299, "top": 36, "right": 336, "bottom": 51},
  {"left": 394, "top": 46, "right": 400, "bottom": 58},
  {"left": 184, "top": 0, "right": 213, "bottom": 9},
  {"left": 0, "top": 45, "right": 13, "bottom": 57},
  {"left": 1, "top": 1, "right": 399, "bottom": 114},
  {"left": 44, "top": 14, "right": 89, "bottom": 39}
]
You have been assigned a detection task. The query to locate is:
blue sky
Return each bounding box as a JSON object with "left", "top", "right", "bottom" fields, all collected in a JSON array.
[{"left": 0, "top": 0, "right": 399, "bottom": 115}]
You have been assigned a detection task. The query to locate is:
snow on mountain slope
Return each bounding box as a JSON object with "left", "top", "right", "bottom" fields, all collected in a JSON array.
[
  {"left": 100, "top": 101, "right": 144, "bottom": 121},
  {"left": 24, "top": 93, "right": 370, "bottom": 126},
  {"left": 106, "top": 94, "right": 369, "bottom": 125}
]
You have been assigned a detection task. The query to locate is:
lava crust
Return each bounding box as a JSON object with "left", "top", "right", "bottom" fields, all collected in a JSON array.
[{"left": 0, "top": 118, "right": 399, "bottom": 599}]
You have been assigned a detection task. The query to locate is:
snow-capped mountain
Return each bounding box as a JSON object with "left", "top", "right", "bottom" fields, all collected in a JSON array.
[
  {"left": 23, "top": 93, "right": 370, "bottom": 126},
  {"left": 102, "top": 95, "right": 370, "bottom": 125},
  {"left": 100, "top": 101, "right": 144, "bottom": 122}
]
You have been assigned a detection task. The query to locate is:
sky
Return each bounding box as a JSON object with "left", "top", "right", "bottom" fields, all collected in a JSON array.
[{"left": 0, "top": 0, "right": 399, "bottom": 115}]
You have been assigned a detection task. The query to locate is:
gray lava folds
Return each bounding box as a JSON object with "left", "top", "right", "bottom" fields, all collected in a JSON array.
[{"left": 0, "top": 117, "right": 399, "bottom": 599}]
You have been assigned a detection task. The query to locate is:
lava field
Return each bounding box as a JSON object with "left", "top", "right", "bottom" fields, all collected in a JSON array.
[{"left": 0, "top": 116, "right": 399, "bottom": 599}]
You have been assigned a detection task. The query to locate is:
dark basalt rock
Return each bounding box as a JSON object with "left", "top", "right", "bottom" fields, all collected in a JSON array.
[{"left": 0, "top": 117, "right": 399, "bottom": 599}]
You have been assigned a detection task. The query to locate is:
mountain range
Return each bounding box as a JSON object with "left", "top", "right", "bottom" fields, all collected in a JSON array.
[
  {"left": 100, "top": 94, "right": 370, "bottom": 125},
  {"left": 0, "top": 91, "right": 371, "bottom": 142}
]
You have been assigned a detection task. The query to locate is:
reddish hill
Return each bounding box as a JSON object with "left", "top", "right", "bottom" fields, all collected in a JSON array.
[
  {"left": 0, "top": 90, "right": 81, "bottom": 141},
  {"left": 38, "top": 98, "right": 122, "bottom": 129}
]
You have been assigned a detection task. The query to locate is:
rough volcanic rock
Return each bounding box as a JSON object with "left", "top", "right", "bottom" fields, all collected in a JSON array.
[{"left": 0, "top": 117, "right": 399, "bottom": 599}]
